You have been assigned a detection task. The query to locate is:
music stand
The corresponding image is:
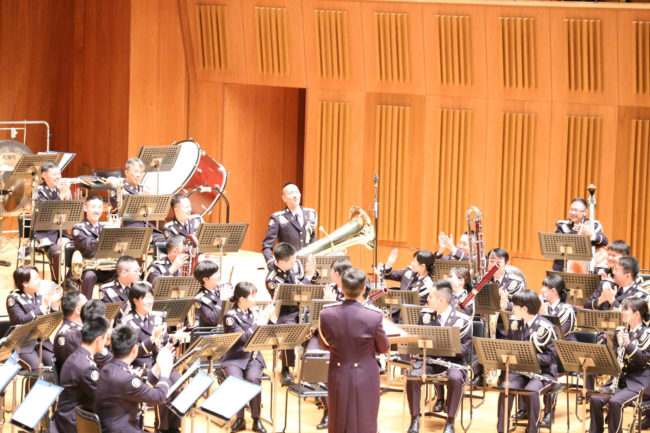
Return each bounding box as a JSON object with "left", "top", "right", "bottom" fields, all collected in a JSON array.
[
  {"left": 554, "top": 340, "right": 620, "bottom": 432},
  {"left": 399, "top": 304, "right": 423, "bottom": 325},
  {"left": 31, "top": 312, "right": 64, "bottom": 378},
  {"left": 546, "top": 271, "right": 601, "bottom": 306},
  {"left": 244, "top": 323, "right": 311, "bottom": 433},
  {"left": 275, "top": 284, "right": 326, "bottom": 307},
  {"left": 307, "top": 299, "right": 335, "bottom": 324},
  {"left": 538, "top": 232, "right": 592, "bottom": 272},
  {"left": 169, "top": 370, "right": 215, "bottom": 421},
  {"left": 434, "top": 259, "right": 471, "bottom": 280},
  {"left": 10, "top": 379, "right": 63, "bottom": 432},
  {"left": 119, "top": 193, "right": 172, "bottom": 226},
  {"left": 297, "top": 255, "right": 350, "bottom": 284},
  {"left": 199, "top": 376, "right": 263, "bottom": 428},
  {"left": 137, "top": 145, "right": 181, "bottom": 195},
  {"left": 104, "top": 302, "right": 124, "bottom": 323},
  {"left": 369, "top": 289, "right": 419, "bottom": 309},
  {"left": 154, "top": 276, "right": 202, "bottom": 299},
  {"left": 9, "top": 154, "right": 62, "bottom": 179},
  {"left": 474, "top": 283, "right": 500, "bottom": 316},
  {"left": 0, "top": 353, "right": 21, "bottom": 422},
  {"left": 174, "top": 332, "right": 242, "bottom": 373},
  {"left": 196, "top": 223, "right": 249, "bottom": 279},
  {"left": 94, "top": 227, "right": 153, "bottom": 260},
  {"left": 474, "top": 337, "right": 544, "bottom": 433},
  {"left": 153, "top": 299, "right": 195, "bottom": 327},
  {"left": 576, "top": 309, "right": 622, "bottom": 331},
  {"left": 0, "top": 321, "right": 44, "bottom": 362}
]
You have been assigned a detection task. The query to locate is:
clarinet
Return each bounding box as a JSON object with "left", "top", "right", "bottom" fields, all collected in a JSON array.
[
  {"left": 425, "top": 357, "right": 469, "bottom": 371},
  {"left": 516, "top": 369, "right": 558, "bottom": 384},
  {"left": 610, "top": 324, "right": 629, "bottom": 393}
]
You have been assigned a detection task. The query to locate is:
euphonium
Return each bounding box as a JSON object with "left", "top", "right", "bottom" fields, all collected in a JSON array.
[
  {"left": 297, "top": 206, "right": 375, "bottom": 256},
  {"left": 70, "top": 250, "right": 119, "bottom": 280}
]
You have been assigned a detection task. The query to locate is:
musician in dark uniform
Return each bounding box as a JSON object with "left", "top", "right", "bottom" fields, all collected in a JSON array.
[
  {"left": 447, "top": 267, "right": 475, "bottom": 317},
  {"left": 434, "top": 231, "right": 471, "bottom": 261},
  {"left": 590, "top": 297, "right": 650, "bottom": 433},
  {"left": 53, "top": 316, "right": 110, "bottom": 433},
  {"left": 584, "top": 257, "right": 647, "bottom": 311},
  {"left": 53, "top": 290, "right": 87, "bottom": 374},
  {"left": 193, "top": 260, "right": 225, "bottom": 327},
  {"left": 34, "top": 161, "right": 72, "bottom": 281},
  {"left": 222, "top": 282, "right": 275, "bottom": 433},
  {"left": 265, "top": 242, "right": 317, "bottom": 385},
  {"left": 405, "top": 281, "right": 473, "bottom": 433},
  {"left": 552, "top": 197, "right": 608, "bottom": 272},
  {"left": 261, "top": 183, "right": 318, "bottom": 268},
  {"left": 318, "top": 267, "right": 390, "bottom": 433},
  {"left": 327, "top": 258, "right": 353, "bottom": 302},
  {"left": 95, "top": 325, "right": 174, "bottom": 433},
  {"left": 496, "top": 289, "right": 558, "bottom": 433},
  {"left": 7, "top": 265, "right": 61, "bottom": 370},
  {"left": 383, "top": 249, "right": 435, "bottom": 305},
  {"left": 146, "top": 235, "right": 187, "bottom": 286},
  {"left": 100, "top": 256, "right": 141, "bottom": 321},
  {"left": 492, "top": 248, "right": 526, "bottom": 339},
  {"left": 593, "top": 240, "right": 631, "bottom": 279},
  {"left": 163, "top": 193, "right": 204, "bottom": 238},
  {"left": 71, "top": 193, "right": 118, "bottom": 298}
]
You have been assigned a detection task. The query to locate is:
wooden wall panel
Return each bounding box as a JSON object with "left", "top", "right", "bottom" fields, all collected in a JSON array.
[{"left": 617, "top": 10, "right": 650, "bottom": 107}]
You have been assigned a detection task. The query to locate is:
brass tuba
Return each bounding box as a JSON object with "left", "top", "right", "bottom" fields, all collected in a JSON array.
[
  {"left": 297, "top": 206, "right": 375, "bottom": 256},
  {"left": 70, "top": 250, "right": 119, "bottom": 280}
]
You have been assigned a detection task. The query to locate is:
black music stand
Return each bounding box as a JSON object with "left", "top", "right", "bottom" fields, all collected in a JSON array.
[
  {"left": 546, "top": 271, "right": 601, "bottom": 306},
  {"left": 119, "top": 193, "right": 172, "bottom": 226},
  {"left": 369, "top": 289, "right": 419, "bottom": 309},
  {"left": 400, "top": 304, "right": 423, "bottom": 325},
  {"left": 474, "top": 283, "right": 500, "bottom": 316},
  {"left": 9, "top": 154, "right": 62, "bottom": 180},
  {"left": 199, "top": 376, "right": 263, "bottom": 429},
  {"left": 538, "top": 232, "right": 592, "bottom": 272},
  {"left": 474, "top": 338, "right": 544, "bottom": 433},
  {"left": 218, "top": 301, "right": 281, "bottom": 326},
  {"left": 137, "top": 145, "right": 181, "bottom": 195},
  {"left": 297, "top": 255, "right": 350, "bottom": 284},
  {"left": 307, "top": 299, "right": 335, "bottom": 324},
  {"left": 576, "top": 309, "right": 622, "bottom": 332},
  {"left": 196, "top": 223, "right": 249, "bottom": 279},
  {"left": 275, "top": 284, "right": 326, "bottom": 307},
  {"left": 0, "top": 321, "right": 45, "bottom": 362},
  {"left": 244, "top": 323, "right": 311, "bottom": 433},
  {"left": 10, "top": 379, "right": 62, "bottom": 432},
  {"left": 170, "top": 369, "right": 215, "bottom": 428},
  {"left": 174, "top": 332, "right": 242, "bottom": 373},
  {"left": 434, "top": 259, "right": 471, "bottom": 281},
  {"left": 154, "top": 276, "right": 202, "bottom": 299},
  {"left": 94, "top": 227, "right": 153, "bottom": 260},
  {"left": 104, "top": 302, "right": 124, "bottom": 323},
  {"left": 153, "top": 298, "right": 195, "bottom": 327},
  {"left": 554, "top": 340, "right": 620, "bottom": 432}
]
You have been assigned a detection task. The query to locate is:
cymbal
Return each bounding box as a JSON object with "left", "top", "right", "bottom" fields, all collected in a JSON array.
[{"left": 1, "top": 177, "right": 26, "bottom": 214}]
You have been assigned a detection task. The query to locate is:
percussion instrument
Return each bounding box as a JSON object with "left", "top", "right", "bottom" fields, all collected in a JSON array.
[
  {"left": 0, "top": 140, "right": 32, "bottom": 215},
  {"left": 140, "top": 140, "right": 227, "bottom": 217}
]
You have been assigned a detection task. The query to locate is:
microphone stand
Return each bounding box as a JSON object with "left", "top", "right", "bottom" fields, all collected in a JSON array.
[{"left": 373, "top": 174, "right": 379, "bottom": 290}]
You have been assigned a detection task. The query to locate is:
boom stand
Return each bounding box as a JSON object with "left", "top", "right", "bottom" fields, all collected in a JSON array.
[
  {"left": 538, "top": 232, "right": 592, "bottom": 273},
  {"left": 372, "top": 174, "right": 379, "bottom": 290},
  {"left": 196, "top": 223, "right": 248, "bottom": 280},
  {"left": 137, "top": 145, "right": 181, "bottom": 195},
  {"left": 244, "top": 324, "right": 311, "bottom": 433}
]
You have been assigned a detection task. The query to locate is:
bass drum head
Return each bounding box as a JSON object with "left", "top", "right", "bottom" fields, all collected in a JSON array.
[
  {"left": 0, "top": 140, "right": 32, "bottom": 215},
  {"left": 141, "top": 140, "right": 200, "bottom": 194}
]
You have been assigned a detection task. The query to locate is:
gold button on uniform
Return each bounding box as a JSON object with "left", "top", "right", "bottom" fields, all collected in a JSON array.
[
  {"left": 337, "top": 362, "right": 341, "bottom": 367},
  {"left": 354, "top": 363, "right": 358, "bottom": 367}
]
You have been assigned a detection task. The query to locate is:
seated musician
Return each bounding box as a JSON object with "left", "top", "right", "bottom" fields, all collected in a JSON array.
[
  {"left": 163, "top": 193, "right": 204, "bottom": 238},
  {"left": 193, "top": 260, "right": 227, "bottom": 327},
  {"left": 405, "top": 280, "right": 472, "bottom": 433},
  {"left": 54, "top": 290, "right": 87, "bottom": 374},
  {"left": 491, "top": 248, "right": 526, "bottom": 339},
  {"left": 383, "top": 249, "right": 435, "bottom": 305},
  {"left": 95, "top": 325, "right": 174, "bottom": 433},
  {"left": 222, "top": 282, "right": 276, "bottom": 433},
  {"left": 552, "top": 198, "right": 608, "bottom": 272},
  {"left": 121, "top": 282, "right": 186, "bottom": 433},
  {"left": 325, "top": 258, "right": 353, "bottom": 302},
  {"left": 447, "top": 267, "right": 475, "bottom": 317},
  {"left": 108, "top": 157, "right": 164, "bottom": 242},
  {"left": 496, "top": 289, "right": 558, "bottom": 433},
  {"left": 589, "top": 297, "right": 650, "bottom": 433},
  {"left": 7, "top": 265, "right": 61, "bottom": 370},
  {"left": 265, "top": 242, "right": 317, "bottom": 385},
  {"left": 72, "top": 193, "right": 118, "bottom": 298},
  {"left": 594, "top": 240, "right": 631, "bottom": 279},
  {"left": 146, "top": 235, "right": 187, "bottom": 287},
  {"left": 434, "top": 231, "right": 471, "bottom": 261},
  {"left": 34, "top": 161, "right": 72, "bottom": 281},
  {"left": 584, "top": 256, "right": 647, "bottom": 311},
  {"left": 53, "top": 315, "right": 110, "bottom": 433},
  {"left": 100, "top": 256, "right": 141, "bottom": 320}
]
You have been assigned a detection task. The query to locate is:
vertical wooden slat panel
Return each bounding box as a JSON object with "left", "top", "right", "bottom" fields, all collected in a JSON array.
[
  {"left": 500, "top": 17, "right": 537, "bottom": 89},
  {"left": 635, "top": 21, "right": 650, "bottom": 95},
  {"left": 436, "top": 15, "right": 472, "bottom": 87},
  {"left": 627, "top": 119, "right": 650, "bottom": 268},
  {"left": 565, "top": 19, "right": 602, "bottom": 93},
  {"left": 563, "top": 115, "right": 602, "bottom": 205},
  {"left": 374, "top": 12, "right": 411, "bottom": 83},
  {"left": 254, "top": 6, "right": 290, "bottom": 76},
  {"left": 196, "top": 4, "right": 229, "bottom": 71}
]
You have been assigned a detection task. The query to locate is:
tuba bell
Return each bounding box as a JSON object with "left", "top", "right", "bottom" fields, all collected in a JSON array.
[
  {"left": 297, "top": 206, "right": 375, "bottom": 256},
  {"left": 70, "top": 250, "right": 119, "bottom": 281}
]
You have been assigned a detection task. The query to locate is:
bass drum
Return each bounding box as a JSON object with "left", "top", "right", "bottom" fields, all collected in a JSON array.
[{"left": 141, "top": 140, "right": 227, "bottom": 217}]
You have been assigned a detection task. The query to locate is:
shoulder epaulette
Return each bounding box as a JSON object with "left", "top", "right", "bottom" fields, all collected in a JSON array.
[{"left": 322, "top": 301, "right": 342, "bottom": 309}]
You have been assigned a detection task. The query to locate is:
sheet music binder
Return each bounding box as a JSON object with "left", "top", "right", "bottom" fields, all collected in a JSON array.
[
  {"left": 11, "top": 379, "right": 63, "bottom": 431},
  {"left": 200, "top": 376, "right": 262, "bottom": 422}
]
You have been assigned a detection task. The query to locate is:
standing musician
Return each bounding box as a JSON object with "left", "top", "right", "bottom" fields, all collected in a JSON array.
[
  {"left": 146, "top": 235, "right": 187, "bottom": 286},
  {"left": 265, "top": 242, "right": 318, "bottom": 385},
  {"left": 405, "top": 281, "right": 473, "bottom": 433},
  {"left": 193, "top": 260, "right": 226, "bottom": 327},
  {"left": 261, "top": 183, "right": 318, "bottom": 268},
  {"left": 589, "top": 297, "right": 650, "bottom": 433},
  {"left": 100, "top": 256, "right": 141, "bottom": 320},
  {"left": 53, "top": 316, "right": 110, "bottom": 433},
  {"left": 584, "top": 257, "right": 647, "bottom": 311},
  {"left": 163, "top": 193, "right": 204, "bottom": 238},
  {"left": 318, "top": 268, "right": 390, "bottom": 433},
  {"left": 53, "top": 290, "right": 87, "bottom": 374},
  {"left": 552, "top": 198, "right": 608, "bottom": 272},
  {"left": 383, "top": 249, "right": 435, "bottom": 306},
  {"left": 34, "top": 161, "right": 72, "bottom": 281},
  {"left": 222, "top": 282, "right": 276, "bottom": 433},
  {"left": 496, "top": 289, "right": 558, "bottom": 433},
  {"left": 435, "top": 231, "right": 471, "bottom": 261},
  {"left": 7, "top": 265, "right": 61, "bottom": 370},
  {"left": 447, "top": 266, "right": 475, "bottom": 317},
  {"left": 72, "top": 193, "right": 119, "bottom": 298},
  {"left": 95, "top": 325, "right": 174, "bottom": 433}
]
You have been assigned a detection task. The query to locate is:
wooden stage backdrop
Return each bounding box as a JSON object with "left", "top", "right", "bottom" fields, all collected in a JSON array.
[{"left": 1, "top": 0, "right": 650, "bottom": 284}]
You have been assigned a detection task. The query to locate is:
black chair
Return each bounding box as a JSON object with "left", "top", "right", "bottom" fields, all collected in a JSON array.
[
  {"left": 467, "top": 319, "right": 487, "bottom": 408},
  {"left": 75, "top": 406, "right": 102, "bottom": 433},
  {"left": 282, "top": 351, "right": 329, "bottom": 433}
]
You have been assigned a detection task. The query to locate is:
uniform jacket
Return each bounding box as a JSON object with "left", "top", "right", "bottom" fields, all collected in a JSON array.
[
  {"left": 383, "top": 266, "right": 433, "bottom": 306},
  {"left": 418, "top": 307, "right": 473, "bottom": 366},
  {"left": 261, "top": 206, "right": 318, "bottom": 265},
  {"left": 121, "top": 311, "right": 167, "bottom": 369},
  {"left": 584, "top": 280, "right": 649, "bottom": 311},
  {"left": 163, "top": 215, "right": 203, "bottom": 238},
  {"left": 507, "top": 314, "right": 558, "bottom": 379},
  {"left": 552, "top": 218, "right": 608, "bottom": 271},
  {"left": 72, "top": 218, "right": 102, "bottom": 258},
  {"left": 222, "top": 306, "right": 266, "bottom": 370},
  {"left": 146, "top": 256, "right": 181, "bottom": 287},
  {"left": 194, "top": 286, "right": 222, "bottom": 328}
]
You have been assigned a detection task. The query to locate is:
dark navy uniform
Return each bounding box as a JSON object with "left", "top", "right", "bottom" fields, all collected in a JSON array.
[
  {"left": 54, "top": 347, "right": 100, "bottom": 433},
  {"left": 6, "top": 290, "right": 55, "bottom": 370},
  {"left": 109, "top": 179, "right": 164, "bottom": 242},
  {"left": 434, "top": 249, "right": 470, "bottom": 261},
  {"left": 146, "top": 256, "right": 180, "bottom": 287},
  {"left": 497, "top": 315, "right": 558, "bottom": 433},
  {"left": 452, "top": 289, "right": 475, "bottom": 317},
  {"left": 552, "top": 218, "right": 608, "bottom": 272},
  {"left": 163, "top": 215, "right": 203, "bottom": 238},
  {"left": 35, "top": 181, "right": 68, "bottom": 280},
  {"left": 584, "top": 280, "right": 648, "bottom": 311},
  {"left": 194, "top": 286, "right": 222, "bottom": 327},
  {"left": 265, "top": 260, "right": 318, "bottom": 370},
  {"left": 99, "top": 279, "right": 131, "bottom": 322},
  {"left": 545, "top": 300, "right": 577, "bottom": 340},
  {"left": 222, "top": 306, "right": 267, "bottom": 419},
  {"left": 72, "top": 218, "right": 115, "bottom": 298},
  {"left": 383, "top": 266, "right": 433, "bottom": 306},
  {"left": 495, "top": 271, "right": 526, "bottom": 339},
  {"left": 54, "top": 319, "right": 83, "bottom": 374},
  {"left": 406, "top": 307, "right": 472, "bottom": 422},
  {"left": 261, "top": 206, "right": 318, "bottom": 266},
  {"left": 95, "top": 358, "right": 171, "bottom": 433},
  {"left": 318, "top": 300, "right": 390, "bottom": 433},
  {"left": 590, "top": 325, "right": 650, "bottom": 433}
]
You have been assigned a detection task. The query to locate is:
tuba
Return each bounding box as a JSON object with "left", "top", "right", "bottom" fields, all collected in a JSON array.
[
  {"left": 70, "top": 250, "right": 119, "bottom": 281},
  {"left": 297, "top": 206, "right": 375, "bottom": 256}
]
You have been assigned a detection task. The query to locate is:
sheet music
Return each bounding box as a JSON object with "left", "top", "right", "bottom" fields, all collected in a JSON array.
[
  {"left": 200, "top": 376, "right": 262, "bottom": 420},
  {"left": 171, "top": 370, "right": 215, "bottom": 415},
  {"left": 12, "top": 380, "right": 62, "bottom": 430}
]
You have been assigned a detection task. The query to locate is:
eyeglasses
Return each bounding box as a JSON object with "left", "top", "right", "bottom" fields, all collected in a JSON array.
[{"left": 569, "top": 207, "right": 587, "bottom": 212}]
